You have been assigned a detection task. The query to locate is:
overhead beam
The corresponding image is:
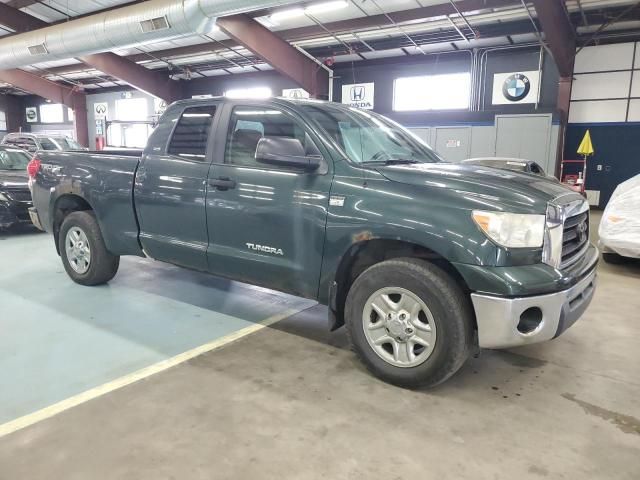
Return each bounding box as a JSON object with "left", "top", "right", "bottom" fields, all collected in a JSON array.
[
  {"left": 46, "top": 0, "right": 520, "bottom": 77},
  {"left": 0, "top": 3, "right": 45, "bottom": 31},
  {"left": 0, "top": 2, "right": 179, "bottom": 102},
  {"left": 79, "top": 52, "right": 179, "bottom": 101},
  {"left": 217, "top": 14, "right": 329, "bottom": 98},
  {"left": 0, "top": 69, "right": 88, "bottom": 146},
  {"left": 530, "top": 0, "right": 576, "bottom": 77},
  {"left": 6, "top": 0, "right": 39, "bottom": 9}
]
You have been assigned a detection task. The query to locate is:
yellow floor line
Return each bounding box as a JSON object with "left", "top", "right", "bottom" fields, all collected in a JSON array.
[{"left": 0, "top": 305, "right": 311, "bottom": 439}]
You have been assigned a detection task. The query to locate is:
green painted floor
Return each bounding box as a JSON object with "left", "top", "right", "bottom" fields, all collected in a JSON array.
[{"left": 0, "top": 227, "right": 314, "bottom": 425}]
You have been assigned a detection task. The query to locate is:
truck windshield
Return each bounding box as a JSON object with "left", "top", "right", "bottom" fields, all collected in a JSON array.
[
  {"left": 0, "top": 148, "right": 30, "bottom": 170},
  {"left": 52, "top": 137, "right": 84, "bottom": 150},
  {"left": 302, "top": 105, "right": 441, "bottom": 165}
]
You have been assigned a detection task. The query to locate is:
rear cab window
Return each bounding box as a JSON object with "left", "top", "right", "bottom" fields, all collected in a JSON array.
[
  {"left": 167, "top": 105, "right": 217, "bottom": 161},
  {"left": 39, "top": 138, "right": 59, "bottom": 151}
]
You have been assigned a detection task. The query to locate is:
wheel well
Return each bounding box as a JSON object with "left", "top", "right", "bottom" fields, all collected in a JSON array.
[
  {"left": 331, "top": 239, "right": 472, "bottom": 330},
  {"left": 52, "top": 194, "right": 93, "bottom": 254}
]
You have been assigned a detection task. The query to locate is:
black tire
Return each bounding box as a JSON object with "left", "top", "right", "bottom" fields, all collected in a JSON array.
[
  {"left": 59, "top": 211, "right": 120, "bottom": 286},
  {"left": 345, "top": 258, "right": 474, "bottom": 389},
  {"left": 602, "top": 252, "right": 626, "bottom": 265}
]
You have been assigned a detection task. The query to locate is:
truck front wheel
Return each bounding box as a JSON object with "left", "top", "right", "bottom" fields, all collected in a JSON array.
[
  {"left": 345, "top": 258, "right": 474, "bottom": 388},
  {"left": 59, "top": 211, "right": 120, "bottom": 286}
]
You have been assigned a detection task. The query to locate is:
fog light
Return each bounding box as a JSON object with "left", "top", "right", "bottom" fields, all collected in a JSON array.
[{"left": 517, "top": 307, "right": 543, "bottom": 334}]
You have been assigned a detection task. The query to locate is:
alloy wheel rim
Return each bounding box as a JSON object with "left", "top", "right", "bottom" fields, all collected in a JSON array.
[
  {"left": 362, "top": 287, "right": 437, "bottom": 368},
  {"left": 65, "top": 227, "right": 91, "bottom": 274}
]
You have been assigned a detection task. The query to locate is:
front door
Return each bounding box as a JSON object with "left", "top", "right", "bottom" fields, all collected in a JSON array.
[
  {"left": 205, "top": 103, "right": 332, "bottom": 298},
  {"left": 135, "top": 103, "right": 219, "bottom": 269}
]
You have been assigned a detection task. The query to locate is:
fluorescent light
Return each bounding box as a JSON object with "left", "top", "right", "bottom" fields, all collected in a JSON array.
[
  {"left": 305, "top": 0, "right": 348, "bottom": 15},
  {"left": 270, "top": 7, "right": 305, "bottom": 21},
  {"left": 224, "top": 87, "right": 272, "bottom": 99}
]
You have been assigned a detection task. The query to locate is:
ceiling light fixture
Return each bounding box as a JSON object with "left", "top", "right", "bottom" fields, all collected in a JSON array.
[
  {"left": 304, "top": 0, "right": 349, "bottom": 15},
  {"left": 270, "top": 7, "right": 305, "bottom": 21}
]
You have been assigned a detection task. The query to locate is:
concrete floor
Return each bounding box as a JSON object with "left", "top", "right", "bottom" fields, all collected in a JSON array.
[{"left": 0, "top": 211, "right": 639, "bottom": 479}]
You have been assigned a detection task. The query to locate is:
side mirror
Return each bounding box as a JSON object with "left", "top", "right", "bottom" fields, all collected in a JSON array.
[{"left": 255, "top": 136, "right": 321, "bottom": 171}]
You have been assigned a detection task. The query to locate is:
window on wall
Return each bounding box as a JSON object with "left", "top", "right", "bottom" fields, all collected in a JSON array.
[
  {"left": 107, "top": 124, "right": 154, "bottom": 149},
  {"left": 393, "top": 73, "right": 471, "bottom": 111},
  {"left": 115, "top": 98, "right": 149, "bottom": 121},
  {"left": 67, "top": 108, "right": 74, "bottom": 122},
  {"left": 0, "top": 111, "right": 6, "bottom": 131},
  {"left": 224, "top": 87, "right": 272, "bottom": 99},
  {"left": 39, "top": 103, "right": 65, "bottom": 123}
]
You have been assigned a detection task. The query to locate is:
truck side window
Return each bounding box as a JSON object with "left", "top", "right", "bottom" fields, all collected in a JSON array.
[
  {"left": 167, "top": 105, "right": 217, "bottom": 161},
  {"left": 225, "top": 106, "right": 314, "bottom": 168}
]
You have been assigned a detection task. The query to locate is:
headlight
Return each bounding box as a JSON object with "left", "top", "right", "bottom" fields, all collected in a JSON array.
[
  {"left": 0, "top": 192, "right": 9, "bottom": 202},
  {"left": 472, "top": 210, "right": 545, "bottom": 248}
]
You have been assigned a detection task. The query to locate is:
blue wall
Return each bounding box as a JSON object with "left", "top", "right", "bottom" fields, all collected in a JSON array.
[{"left": 565, "top": 124, "right": 640, "bottom": 208}]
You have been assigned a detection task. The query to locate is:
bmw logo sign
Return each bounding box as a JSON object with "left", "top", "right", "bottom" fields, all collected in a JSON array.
[{"left": 502, "top": 73, "right": 530, "bottom": 102}]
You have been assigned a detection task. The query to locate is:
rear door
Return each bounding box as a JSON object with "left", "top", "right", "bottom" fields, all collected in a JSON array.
[
  {"left": 204, "top": 102, "right": 332, "bottom": 298},
  {"left": 135, "top": 103, "right": 220, "bottom": 270}
]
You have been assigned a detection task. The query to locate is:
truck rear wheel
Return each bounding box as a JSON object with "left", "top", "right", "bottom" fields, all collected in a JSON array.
[
  {"left": 345, "top": 258, "right": 473, "bottom": 389},
  {"left": 59, "top": 211, "right": 119, "bottom": 286}
]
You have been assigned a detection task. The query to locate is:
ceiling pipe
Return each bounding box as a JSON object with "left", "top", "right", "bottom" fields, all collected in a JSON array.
[{"left": 0, "top": 0, "right": 302, "bottom": 70}]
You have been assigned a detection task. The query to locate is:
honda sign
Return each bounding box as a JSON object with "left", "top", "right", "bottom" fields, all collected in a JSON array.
[{"left": 341, "top": 82, "right": 374, "bottom": 109}]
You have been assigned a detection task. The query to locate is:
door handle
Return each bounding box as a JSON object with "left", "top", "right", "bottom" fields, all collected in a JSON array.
[{"left": 209, "top": 176, "right": 236, "bottom": 191}]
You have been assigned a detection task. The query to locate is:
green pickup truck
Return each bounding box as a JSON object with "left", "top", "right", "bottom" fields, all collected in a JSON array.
[{"left": 28, "top": 97, "right": 598, "bottom": 388}]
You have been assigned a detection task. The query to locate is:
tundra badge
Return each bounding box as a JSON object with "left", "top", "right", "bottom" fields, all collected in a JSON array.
[{"left": 246, "top": 243, "right": 284, "bottom": 256}]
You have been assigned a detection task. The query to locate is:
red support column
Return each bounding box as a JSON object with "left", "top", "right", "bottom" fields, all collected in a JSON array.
[
  {"left": 531, "top": 0, "right": 576, "bottom": 77},
  {"left": 554, "top": 76, "right": 573, "bottom": 178},
  {"left": 530, "top": 1, "right": 576, "bottom": 176},
  {"left": 71, "top": 94, "right": 89, "bottom": 147}
]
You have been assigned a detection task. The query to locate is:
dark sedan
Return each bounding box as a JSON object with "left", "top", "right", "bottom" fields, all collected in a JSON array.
[{"left": 0, "top": 146, "right": 33, "bottom": 229}]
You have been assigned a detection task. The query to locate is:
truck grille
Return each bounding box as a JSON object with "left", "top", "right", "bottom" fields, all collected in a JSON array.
[
  {"left": 561, "top": 210, "right": 589, "bottom": 266},
  {"left": 5, "top": 188, "right": 32, "bottom": 203}
]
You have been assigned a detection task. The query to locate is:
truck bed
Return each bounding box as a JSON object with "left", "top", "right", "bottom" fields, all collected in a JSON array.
[{"left": 31, "top": 150, "right": 144, "bottom": 257}]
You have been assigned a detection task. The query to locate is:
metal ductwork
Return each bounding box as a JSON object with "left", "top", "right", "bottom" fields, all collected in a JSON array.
[{"left": 0, "top": 0, "right": 300, "bottom": 70}]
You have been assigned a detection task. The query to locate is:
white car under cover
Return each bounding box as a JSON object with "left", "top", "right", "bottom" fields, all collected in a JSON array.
[{"left": 599, "top": 173, "right": 640, "bottom": 259}]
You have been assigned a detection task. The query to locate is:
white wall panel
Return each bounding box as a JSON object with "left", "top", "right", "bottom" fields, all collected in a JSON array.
[
  {"left": 571, "top": 72, "right": 631, "bottom": 100},
  {"left": 569, "top": 100, "right": 628, "bottom": 123},
  {"left": 470, "top": 126, "right": 495, "bottom": 158},
  {"left": 630, "top": 71, "right": 640, "bottom": 98},
  {"left": 628, "top": 99, "right": 640, "bottom": 122},
  {"left": 574, "top": 43, "right": 635, "bottom": 73}
]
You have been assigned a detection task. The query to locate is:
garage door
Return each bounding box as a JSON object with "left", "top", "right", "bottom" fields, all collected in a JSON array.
[
  {"left": 433, "top": 127, "right": 471, "bottom": 163},
  {"left": 495, "top": 114, "right": 552, "bottom": 169}
]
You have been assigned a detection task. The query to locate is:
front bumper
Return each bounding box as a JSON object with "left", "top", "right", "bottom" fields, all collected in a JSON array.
[
  {"left": 28, "top": 207, "right": 44, "bottom": 231},
  {"left": 471, "top": 265, "right": 597, "bottom": 349},
  {"left": 0, "top": 203, "right": 32, "bottom": 228}
]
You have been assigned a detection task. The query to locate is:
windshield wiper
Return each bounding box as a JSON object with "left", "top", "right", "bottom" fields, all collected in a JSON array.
[{"left": 361, "top": 159, "right": 420, "bottom": 166}]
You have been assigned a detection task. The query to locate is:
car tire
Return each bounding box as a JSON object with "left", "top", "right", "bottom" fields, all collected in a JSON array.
[
  {"left": 602, "top": 252, "right": 626, "bottom": 264},
  {"left": 59, "top": 211, "right": 119, "bottom": 286},
  {"left": 345, "top": 258, "right": 474, "bottom": 389}
]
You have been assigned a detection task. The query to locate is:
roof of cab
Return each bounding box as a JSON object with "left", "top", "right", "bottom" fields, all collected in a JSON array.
[{"left": 168, "top": 96, "right": 350, "bottom": 112}]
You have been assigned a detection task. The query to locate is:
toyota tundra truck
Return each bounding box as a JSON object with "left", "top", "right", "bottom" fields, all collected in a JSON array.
[{"left": 27, "top": 97, "right": 598, "bottom": 388}]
